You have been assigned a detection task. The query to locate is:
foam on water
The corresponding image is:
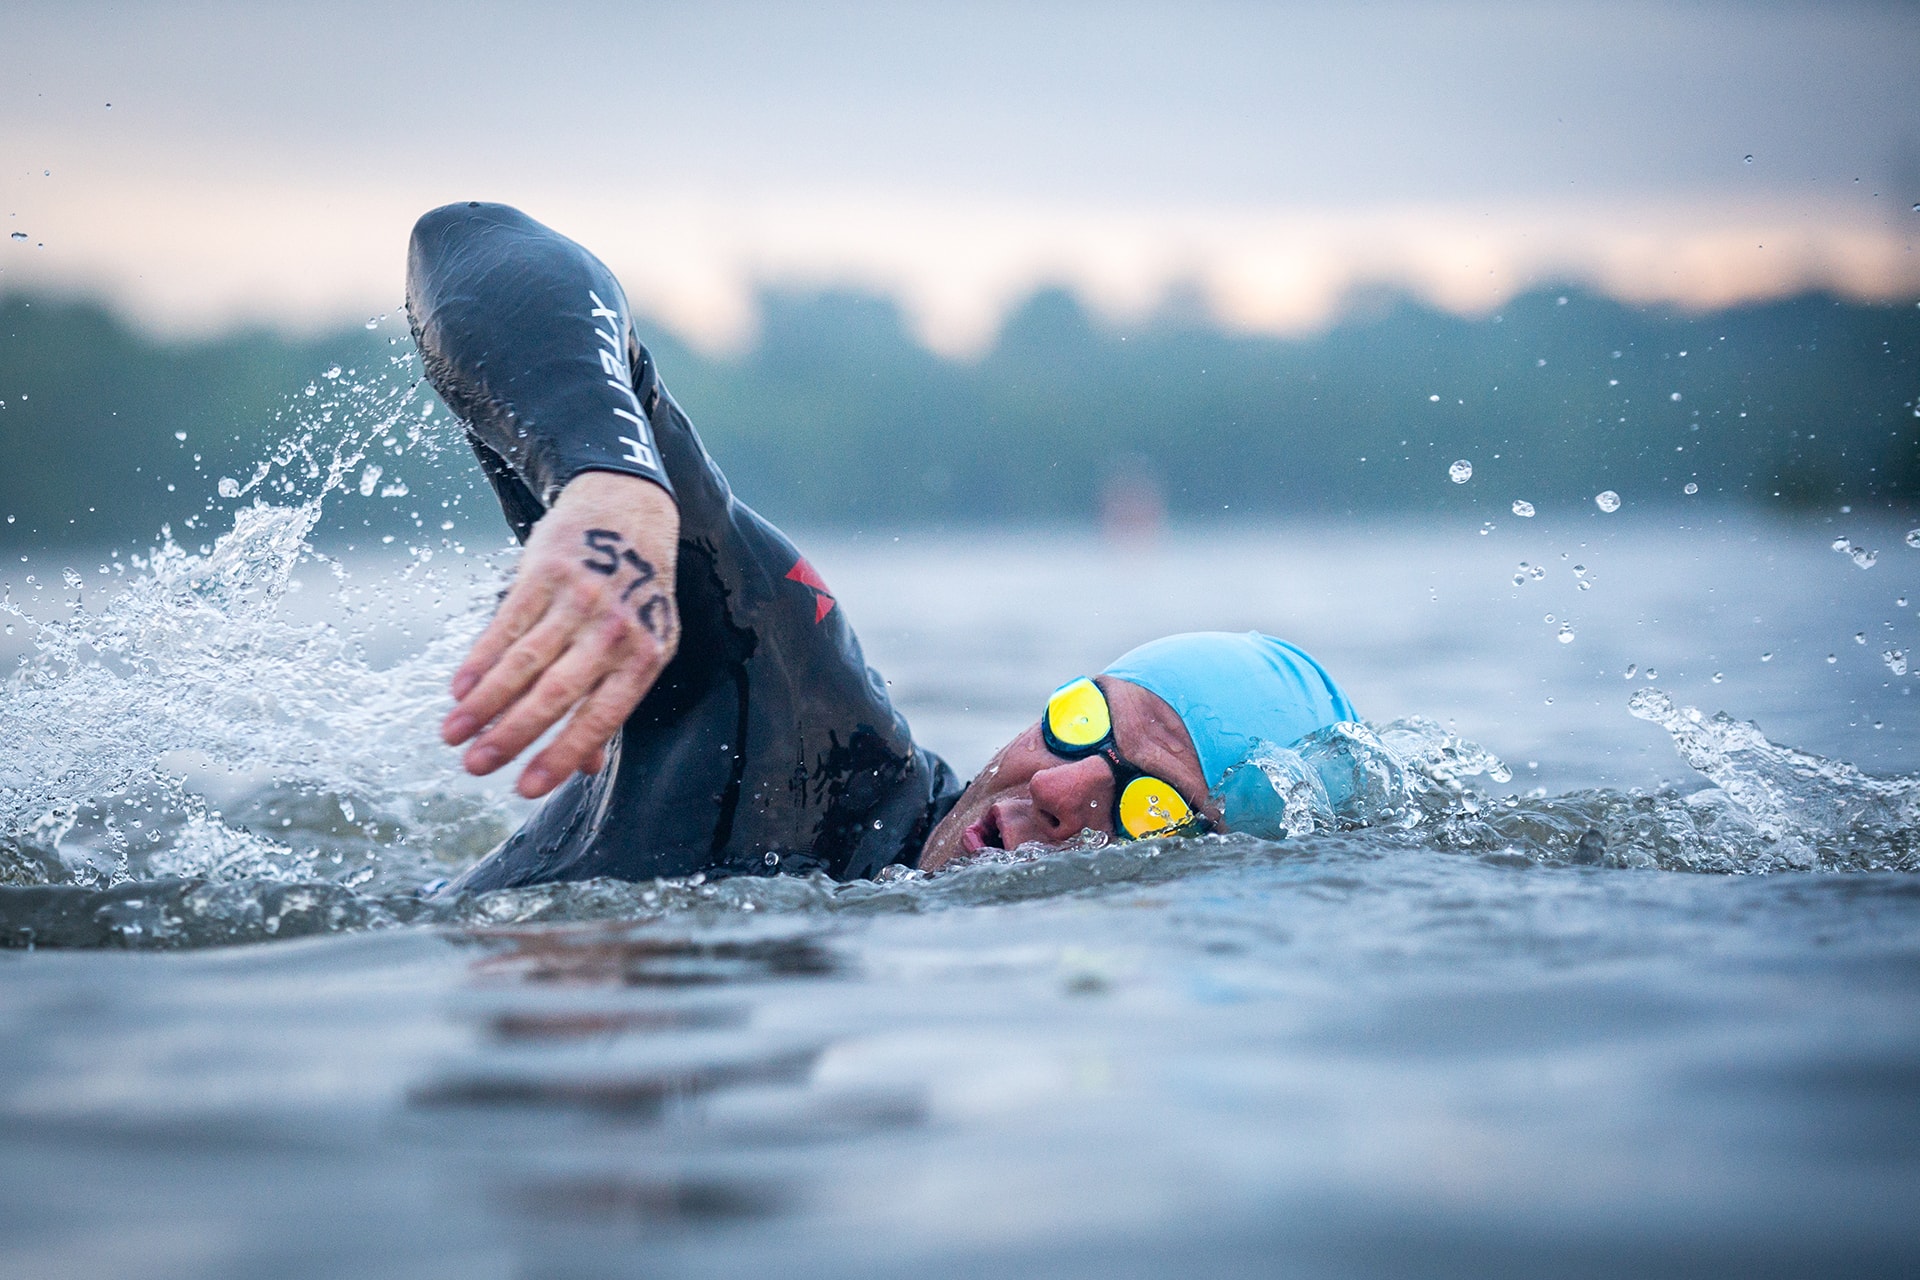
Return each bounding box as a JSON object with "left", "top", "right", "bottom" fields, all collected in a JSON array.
[
  {"left": 2, "top": 371, "right": 1917, "bottom": 950},
  {"left": 0, "top": 501, "right": 513, "bottom": 885},
  {"left": 0, "top": 363, "right": 529, "bottom": 936}
]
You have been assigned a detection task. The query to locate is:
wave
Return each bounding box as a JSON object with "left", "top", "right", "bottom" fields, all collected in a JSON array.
[{"left": 4, "top": 680, "right": 1913, "bottom": 951}]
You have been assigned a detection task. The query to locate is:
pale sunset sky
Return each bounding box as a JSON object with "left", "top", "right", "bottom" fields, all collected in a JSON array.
[{"left": 2, "top": 0, "right": 1916, "bottom": 355}]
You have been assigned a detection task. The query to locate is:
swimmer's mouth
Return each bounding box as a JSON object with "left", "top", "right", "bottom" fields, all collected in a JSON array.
[{"left": 963, "top": 808, "right": 1004, "bottom": 853}]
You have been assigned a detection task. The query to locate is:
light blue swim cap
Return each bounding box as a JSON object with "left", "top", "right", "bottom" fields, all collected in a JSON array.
[{"left": 1103, "top": 631, "right": 1357, "bottom": 833}]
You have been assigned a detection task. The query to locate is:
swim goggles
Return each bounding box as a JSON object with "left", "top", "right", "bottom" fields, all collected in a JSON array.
[{"left": 1041, "top": 677, "right": 1212, "bottom": 840}]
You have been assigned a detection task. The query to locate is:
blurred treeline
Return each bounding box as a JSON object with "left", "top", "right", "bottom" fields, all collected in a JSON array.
[{"left": 2, "top": 284, "right": 1916, "bottom": 551}]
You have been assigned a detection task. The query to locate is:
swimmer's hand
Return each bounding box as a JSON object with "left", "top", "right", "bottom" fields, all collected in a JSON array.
[{"left": 440, "top": 471, "right": 680, "bottom": 798}]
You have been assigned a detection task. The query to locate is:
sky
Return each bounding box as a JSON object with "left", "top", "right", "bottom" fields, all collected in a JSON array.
[{"left": 2, "top": 0, "right": 1916, "bottom": 354}]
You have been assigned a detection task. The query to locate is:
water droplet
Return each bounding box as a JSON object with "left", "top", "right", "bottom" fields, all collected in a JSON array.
[
  {"left": 1744, "top": 154, "right": 1754, "bottom": 163},
  {"left": 1851, "top": 547, "right": 1878, "bottom": 569},
  {"left": 1543, "top": 614, "right": 1555, "bottom": 624},
  {"left": 8, "top": 232, "right": 25, "bottom": 242},
  {"left": 1623, "top": 663, "right": 1637, "bottom": 679},
  {"left": 1511, "top": 499, "right": 1535, "bottom": 517},
  {"left": 1833, "top": 536, "right": 1852, "bottom": 553},
  {"left": 323, "top": 365, "right": 342, "bottom": 380},
  {"left": 1448, "top": 460, "right": 1472, "bottom": 483},
  {"left": 1557, "top": 625, "right": 1575, "bottom": 644},
  {"left": 1429, "top": 394, "right": 1441, "bottom": 402},
  {"left": 1711, "top": 672, "right": 1724, "bottom": 683},
  {"left": 62, "top": 569, "right": 81, "bottom": 590},
  {"left": 303, "top": 383, "right": 318, "bottom": 397},
  {"left": 1899, "top": 597, "right": 1909, "bottom": 608},
  {"left": 173, "top": 430, "right": 187, "bottom": 442},
  {"left": 4, "top": 515, "right": 11, "bottom": 524},
  {"left": 1594, "top": 490, "right": 1621, "bottom": 513},
  {"left": 1884, "top": 649, "right": 1909, "bottom": 676},
  {"left": 1855, "top": 632, "right": 1867, "bottom": 644},
  {"left": 358, "top": 464, "right": 383, "bottom": 497},
  {"left": 764, "top": 851, "right": 780, "bottom": 867},
  {"left": 1684, "top": 482, "right": 1698, "bottom": 495},
  {"left": 1760, "top": 652, "right": 1772, "bottom": 662},
  {"left": 1913, "top": 204, "right": 1920, "bottom": 213},
  {"left": 217, "top": 477, "right": 240, "bottom": 498},
  {"left": 1479, "top": 521, "right": 1494, "bottom": 536},
  {"left": 1646, "top": 669, "right": 1658, "bottom": 680},
  {"left": 1827, "top": 654, "right": 1838, "bottom": 664},
  {"left": 1669, "top": 392, "right": 1682, "bottom": 402}
]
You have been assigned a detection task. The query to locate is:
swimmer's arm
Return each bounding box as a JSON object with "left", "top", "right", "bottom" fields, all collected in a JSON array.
[
  {"left": 406, "top": 203, "right": 683, "bottom": 796},
  {"left": 405, "top": 201, "right": 675, "bottom": 505}
]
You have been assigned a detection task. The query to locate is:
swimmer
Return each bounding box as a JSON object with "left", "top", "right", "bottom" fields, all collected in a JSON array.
[{"left": 408, "top": 203, "right": 1355, "bottom": 892}]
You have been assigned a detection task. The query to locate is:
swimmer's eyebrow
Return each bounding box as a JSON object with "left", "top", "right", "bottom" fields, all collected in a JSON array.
[
  {"left": 1138, "top": 718, "right": 1201, "bottom": 783},
  {"left": 1098, "top": 678, "right": 1205, "bottom": 798}
]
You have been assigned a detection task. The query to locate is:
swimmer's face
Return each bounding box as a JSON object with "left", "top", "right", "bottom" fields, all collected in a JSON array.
[{"left": 918, "top": 676, "right": 1217, "bottom": 872}]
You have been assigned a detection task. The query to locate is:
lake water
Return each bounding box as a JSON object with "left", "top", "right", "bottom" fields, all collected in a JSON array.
[{"left": 3, "top": 503, "right": 1918, "bottom": 1278}]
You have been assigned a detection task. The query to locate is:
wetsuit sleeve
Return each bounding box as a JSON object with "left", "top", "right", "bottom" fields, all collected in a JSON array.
[{"left": 405, "top": 202, "right": 673, "bottom": 509}]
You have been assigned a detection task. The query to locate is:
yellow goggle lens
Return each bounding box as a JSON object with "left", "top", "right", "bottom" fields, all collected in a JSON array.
[
  {"left": 1117, "top": 774, "right": 1193, "bottom": 839},
  {"left": 1045, "top": 677, "right": 1112, "bottom": 750}
]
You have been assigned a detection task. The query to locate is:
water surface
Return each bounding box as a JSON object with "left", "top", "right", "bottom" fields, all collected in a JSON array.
[{"left": 2, "top": 503, "right": 1917, "bottom": 1278}]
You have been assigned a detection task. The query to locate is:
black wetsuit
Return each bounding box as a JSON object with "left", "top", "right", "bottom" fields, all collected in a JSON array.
[{"left": 407, "top": 202, "right": 961, "bottom": 893}]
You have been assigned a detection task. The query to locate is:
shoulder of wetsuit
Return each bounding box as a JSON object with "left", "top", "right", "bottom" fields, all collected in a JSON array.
[{"left": 404, "top": 201, "right": 675, "bottom": 508}]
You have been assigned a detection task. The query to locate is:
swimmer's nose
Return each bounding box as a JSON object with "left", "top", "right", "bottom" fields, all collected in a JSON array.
[{"left": 1028, "top": 756, "right": 1113, "bottom": 840}]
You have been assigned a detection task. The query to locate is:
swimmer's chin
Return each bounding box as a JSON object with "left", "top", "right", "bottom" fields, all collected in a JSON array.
[{"left": 917, "top": 818, "right": 973, "bottom": 874}]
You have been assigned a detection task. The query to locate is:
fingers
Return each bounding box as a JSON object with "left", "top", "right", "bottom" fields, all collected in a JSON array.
[
  {"left": 463, "top": 608, "right": 674, "bottom": 793},
  {"left": 517, "top": 665, "right": 654, "bottom": 798},
  {"left": 449, "top": 578, "right": 551, "bottom": 703},
  {"left": 455, "top": 617, "right": 613, "bottom": 772},
  {"left": 442, "top": 603, "right": 583, "bottom": 748}
]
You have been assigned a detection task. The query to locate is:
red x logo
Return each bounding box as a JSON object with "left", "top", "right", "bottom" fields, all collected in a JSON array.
[{"left": 785, "top": 557, "right": 837, "bottom": 624}]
